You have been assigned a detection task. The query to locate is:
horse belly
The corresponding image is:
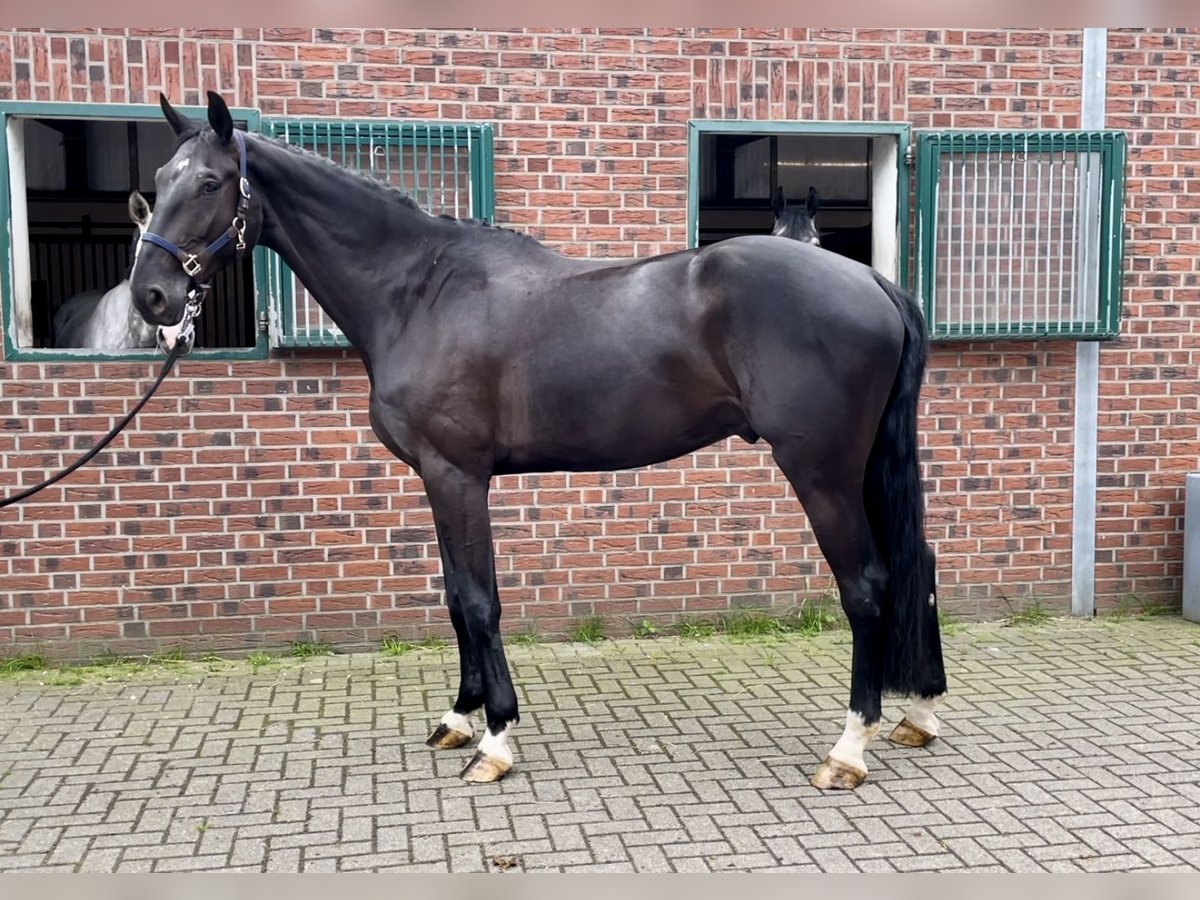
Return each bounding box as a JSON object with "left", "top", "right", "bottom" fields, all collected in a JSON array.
[{"left": 496, "top": 365, "right": 747, "bottom": 474}]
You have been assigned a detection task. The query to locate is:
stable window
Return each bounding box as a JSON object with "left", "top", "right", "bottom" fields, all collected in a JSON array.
[
  {"left": 262, "top": 119, "right": 495, "bottom": 349},
  {"left": 688, "top": 121, "right": 1127, "bottom": 342},
  {"left": 916, "top": 131, "right": 1126, "bottom": 340},
  {"left": 0, "top": 101, "right": 270, "bottom": 360},
  {"left": 689, "top": 121, "right": 909, "bottom": 286}
]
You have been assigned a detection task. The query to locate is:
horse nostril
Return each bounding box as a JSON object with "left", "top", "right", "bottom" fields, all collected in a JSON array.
[{"left": 146, "top": 286, "right": 168, "bottom": 316}]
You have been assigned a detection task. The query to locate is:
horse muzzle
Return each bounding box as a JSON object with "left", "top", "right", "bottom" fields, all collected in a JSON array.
[{"left": 155, "top": 290, "right": 205, "bottom": 355}]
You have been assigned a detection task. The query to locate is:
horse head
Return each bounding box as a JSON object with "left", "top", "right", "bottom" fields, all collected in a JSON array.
[
  {"left": 771, "top": 185, "right": 821, "bottom": 245},
  {"left": 130, "top": 92, "right": 263, "bottom": 351}
]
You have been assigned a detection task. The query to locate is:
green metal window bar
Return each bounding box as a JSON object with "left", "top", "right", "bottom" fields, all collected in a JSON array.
[
  {"left": 916, "top": 130, "right": 1126, "bottom": 341},
  {"left": 263, "top": 119, "right": 495, "bottom": 349}
]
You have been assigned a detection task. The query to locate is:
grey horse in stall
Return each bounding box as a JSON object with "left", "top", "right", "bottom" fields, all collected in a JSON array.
[{"left": 53, "top": 191, "right": 157, "bottom": 350}]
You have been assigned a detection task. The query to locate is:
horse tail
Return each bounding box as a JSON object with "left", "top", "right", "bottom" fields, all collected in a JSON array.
[{"left": 864, "top": 270, "right": 945, "bottom": 698}]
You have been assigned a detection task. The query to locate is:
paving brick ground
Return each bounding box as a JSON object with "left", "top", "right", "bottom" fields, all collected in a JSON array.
[{"left": 1, "top": 617, "right": 1199, "bottom": 872}]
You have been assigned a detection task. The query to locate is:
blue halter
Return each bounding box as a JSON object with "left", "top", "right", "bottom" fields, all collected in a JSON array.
[{"left": 141, "top": 128, "right": 251, "bottom": 280}]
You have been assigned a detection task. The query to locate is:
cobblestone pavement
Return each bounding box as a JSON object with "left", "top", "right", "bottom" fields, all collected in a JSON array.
[{"left": 1, "top": 617, "right": 1198, "bottom": 872}]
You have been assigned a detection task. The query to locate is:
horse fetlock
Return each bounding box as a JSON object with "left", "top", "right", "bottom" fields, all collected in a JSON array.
[
  {"left": 478, "top": 722, "right": 515, "bottom": 766},
  {"left": 812, "top": 710, "right": 879, "bottom": 791},
  {"left": 823, "top": 709, "right": 881, "bottom": 776}
]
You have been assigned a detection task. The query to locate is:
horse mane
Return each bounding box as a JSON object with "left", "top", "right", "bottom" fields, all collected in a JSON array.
[{"left": 252, "top": 130, "right": 543, "bottom": 249}]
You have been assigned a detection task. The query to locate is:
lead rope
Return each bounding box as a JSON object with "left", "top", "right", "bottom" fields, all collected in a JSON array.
[{"left": 0, "top": 325, "right": 189, "bottom": 511}]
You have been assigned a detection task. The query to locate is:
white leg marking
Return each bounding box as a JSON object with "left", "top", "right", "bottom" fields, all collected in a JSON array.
[
  {"left": 828, "top": 710, "right": 881, "bottom": 773},
  {"left": 439, "top": 709, "right": 475, "bottom": 738},
  {"left": 478, "top": 721, "right": 515, "bottom": 766},
  {"left": 904, "top": 694, "right": 944, "bottom": 736}
]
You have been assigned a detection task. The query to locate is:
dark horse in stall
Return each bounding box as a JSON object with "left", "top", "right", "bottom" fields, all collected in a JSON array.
[
  {"left": 772, "top": 185, "right": 822, "bottom": 245},
  {"left": 131, "top": 92, "right": 946, "bottom": 790}
]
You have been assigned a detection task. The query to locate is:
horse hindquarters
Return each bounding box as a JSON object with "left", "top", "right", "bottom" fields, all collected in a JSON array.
[{"left": 728, "top": 261, "right": 943, "bottom": 788}]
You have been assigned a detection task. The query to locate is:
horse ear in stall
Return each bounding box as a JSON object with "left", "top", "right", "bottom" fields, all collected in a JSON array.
[
  {"left": 129, "top": 190, "right": 151, "bottom": 231},
  {"left": 771, "top": 184, "right": 822, "bottom": 246},
  {"left": 52, "top": 191, "right": 157, "bottom": 350}
]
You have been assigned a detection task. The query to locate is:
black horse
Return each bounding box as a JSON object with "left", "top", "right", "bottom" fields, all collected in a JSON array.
[
  {"left": 130, "top": 92, "right": 946, "bottom": 790},
  {"left": 772, "top": 185, "right": 821, "bottom": 245}
]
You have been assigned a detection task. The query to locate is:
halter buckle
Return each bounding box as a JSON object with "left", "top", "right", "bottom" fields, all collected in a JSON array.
[
  {"left": 155, "top": 287, "right": 206, "bottom": 357},
  {"left": 182, "top": 254, "right": 202, "bottom": 277},
  {"left": 233, "top": 216, "right": 247, "bottom": 252},
  {"left": 239, "top": 177, "right": 251, "bottom": 200}
]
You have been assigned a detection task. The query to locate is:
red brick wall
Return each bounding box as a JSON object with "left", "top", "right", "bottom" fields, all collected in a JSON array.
[
  {"left": 0, "top": 28, "right": 1192, "bottom": 659},
  {"left": 1098, "top": 29, "right": 1199, "bottom": 605}
]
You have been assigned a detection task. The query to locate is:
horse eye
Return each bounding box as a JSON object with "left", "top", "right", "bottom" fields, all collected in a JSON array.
[{"left": 202, "top": 181, "right": 220, "bottom": 195}]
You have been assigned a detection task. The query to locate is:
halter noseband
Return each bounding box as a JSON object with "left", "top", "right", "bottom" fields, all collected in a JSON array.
[{"left": 140, "top": 128, "right": 251, "bottom": 353}]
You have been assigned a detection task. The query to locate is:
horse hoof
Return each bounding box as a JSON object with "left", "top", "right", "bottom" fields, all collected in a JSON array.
[
  {"left": 810, "top": 756, "right": 867, "bottom": 791},
  {"left": 887, "top": 718, "right": 937, "bottom": 748},
  {"left": 425, "top": 723, "right": 474, "bottom": 750},
  {"left": 459, "top": 751, "right": 512, "bottom": 784}
]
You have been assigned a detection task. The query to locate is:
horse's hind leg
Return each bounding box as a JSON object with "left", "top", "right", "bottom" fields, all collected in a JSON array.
[
  {"left": 773, "top": 446, "right": 888, "bottom": 790},
  {"left": 421, "top": 462, "right": 520, "bottom": 784},
  {"left": 883, "top": 540, "right": 945, "bottom": 748},
  {"left": 889, "top": 550, "right": 947, "bottom": 748}
]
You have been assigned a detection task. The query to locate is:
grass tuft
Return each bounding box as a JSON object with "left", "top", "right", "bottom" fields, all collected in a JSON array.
[
  {"left": 787, "top": 601, "right": 844, "bottom": 637},
  {"left": 675, "top": 617, "right": 717, "bottom": 640},
  {"left": 1108, "top": 593, "right": 1175, "bottom": 621},
  {"left": 0, "top": 655, "right": 48, "bottom": 675},
  {"left": 289, "top": 640, "right": 334, "bottom": 659},
  {"left": 380, "top": 636, "right": 415, "bottom": 657},
  {"left": 570, "top": 616, "right": 607, "bottom": 643},
  {"left": 1006, "top": 598, "right": 1051, "bottom": 627},
  {"left": 937, "top": 608, "right": 963, "bottom": 637},
  {"left": 509, "top": 630, "right": 542, "bottom": 647},
  {"left": 633, "top": 619, "right": 661, "bottom": 639}
]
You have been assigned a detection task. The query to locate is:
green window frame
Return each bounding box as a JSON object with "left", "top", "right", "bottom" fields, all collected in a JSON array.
[
  {"left": 262, "top": 119, "right": 495, "bottom": 349},
  {"left": 0, "top": 100, "right": 272, "bottom": 361},
  {"left": 916, "top": 130, "right": 1127, "bottom": 341}
]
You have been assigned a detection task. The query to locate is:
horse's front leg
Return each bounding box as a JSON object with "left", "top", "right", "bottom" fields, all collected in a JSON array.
[
  {"left": 421, "top": 461, "right": 519, "bottom": 783},
  {"left": 423, "top": 535, "right": 484, "bottom": 751}
]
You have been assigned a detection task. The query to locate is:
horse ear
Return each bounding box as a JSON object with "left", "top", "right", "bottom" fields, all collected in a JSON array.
[
  {"left": 128, "top": 191, "right": 151, "bottom": 228},
  {"left": 806, "top": 186, "right": 821, "bottom": 217},
  {"left": 158, "top": 92, "right": 197, "bottom": 139},
  {"left": 207, "top": 90, "right": 234, "bottom": 145},
  {"left": 771, "top": 185, "right": 785, "bottom": 218}
]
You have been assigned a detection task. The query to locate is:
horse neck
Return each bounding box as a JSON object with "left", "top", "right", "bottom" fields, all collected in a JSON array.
[
  {"left": 90, "top": 280, "right": 153, "bottom": 346},
  {"left": 248, "top": 134, "right": 449, "bottom": 352}
]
